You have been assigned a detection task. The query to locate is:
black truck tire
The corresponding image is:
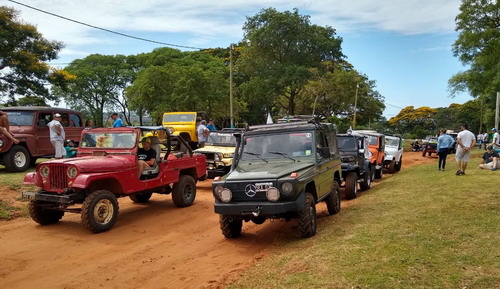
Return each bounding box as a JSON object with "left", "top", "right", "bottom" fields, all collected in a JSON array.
[
  {"left": 360, "top": 171, "right": 371, "bottom": 191},
  {"left": 325, "top": 183, "right": 341, "bottom": 215},
  {"left": 219, "top": 215, "right": 242, "bottom": 238},
  {"left": 3, "top": 145, "right": 31, "bottom": 172},
  {"left": 172, "top": 175, "right": 197, "bottom": 207},
  {"left": 81, "top": 190, "right": 119, "bottom": 233},
  {"left": 344, "top": 172, "right": 358, "bottom": 200},
  {"left": 375, "top": 167, "right": 383, "bottom": 179},
  {"left": 129, "top": 192, "right": 153, "bottom": 203},
  {"left": 395, "top": 158, "right": 402, "bottom": 172},
  {"left": 388, "top": 160, "right": 396, "bottom": 174},
  {"left": 29, "top": 201, "right": 64, "bottom": 225},
  {"left": 298, "top": 193, "right": 317, "bottom": 238}
]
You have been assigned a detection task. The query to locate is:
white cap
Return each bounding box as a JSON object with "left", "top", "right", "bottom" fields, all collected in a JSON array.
[{"left": 54, "top": 113, "right": 61, "bottom": 117}]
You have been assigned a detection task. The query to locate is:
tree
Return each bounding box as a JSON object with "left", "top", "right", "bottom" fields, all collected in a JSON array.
[
  {"left": 449, "top": 0, "right": 500, "bottom": 98},
  {"left": 389, "top": 106, "right": 438, "bottom": 137},
  {"left": 55, "top": 54, "right": 134, "bottom": 127},
  {"left": 237, "top": 8, "right": 344, "bottom": 121},
  {"left": 0, "top": 6, "right": 68, "bottom": 102}
]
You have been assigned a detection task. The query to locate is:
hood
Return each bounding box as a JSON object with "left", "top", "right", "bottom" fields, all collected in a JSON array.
[
  {"left": 41, "top": 155, "right": 134, "bottom": 173},
  {"left": 384, "top": 146, "right": 399, "bottom": 156},
  {"left": 226, "top": 161, "right": 314, "bottom": 180},
  {"left": 195, "top": 145, "right": 236, "bottom": 155}
]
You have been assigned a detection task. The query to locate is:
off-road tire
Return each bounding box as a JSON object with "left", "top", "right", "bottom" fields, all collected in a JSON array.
[
  {"left": 428, "top": 151, "right": 432, "bottom": 157},
  {"left": 172, "top": 175, "right": 196, "bottom": 207},
  {"left": 395, "top": 158, "right": 402, "bottom": 172},
  {"left": 298, "top": 193, "right": 316, "bottom": 238},
  {"left": 129, "top": 192, "right": 153, "bottom": 203},
  {"left": 219, "top": 215, "right": 242, "bottom": 238},
  {"left": 375, "top": 167, "right": 383, "bottom": 179},
  {"left": 422, "top": 149, "right": 427, "bottom": 157},
  {"left": 28, "top": 201, "right": 65, "bottom": 225},
  {"left": 3, "top": 145, "right": 31, "bottom": 172},
  {"left": 344, "top": 172, "right": 358, "bottom": 200},
  {"left": 81, "top": 190, "right": 119, "bottom": 233},
  {"left": 388, "top": 160, "right": 396, "bottom": 174},
  {"left": 325, "top": 183, "right": 341, "bottom": 215},
  {"left": 360, "top": 171, "right": 371, "bottom": 191}
]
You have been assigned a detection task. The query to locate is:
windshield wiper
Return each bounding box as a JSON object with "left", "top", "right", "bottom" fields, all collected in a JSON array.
[
  {"left": 268, "top": 151, "right": 296, "bottom": 162},
  {"left": 243, "top": 152, "right": 268, "bottom": 163}
]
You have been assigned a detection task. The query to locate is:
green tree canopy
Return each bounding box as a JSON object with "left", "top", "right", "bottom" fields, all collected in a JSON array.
[{"left": 0, "top": 6, "right": 69, "bottom": 102}]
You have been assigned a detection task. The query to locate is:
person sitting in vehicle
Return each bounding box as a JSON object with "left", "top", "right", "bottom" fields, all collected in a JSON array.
[
  {"left": 65, "top": 139, "right": 78, "bottom": 158},
  {"left": 137, "top": 137, "right": 157, "bottom": 177}
]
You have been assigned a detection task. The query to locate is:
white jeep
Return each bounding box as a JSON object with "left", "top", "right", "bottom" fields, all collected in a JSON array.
[{"left": 383, "top": 135, "right": 403, "bottom": 173}]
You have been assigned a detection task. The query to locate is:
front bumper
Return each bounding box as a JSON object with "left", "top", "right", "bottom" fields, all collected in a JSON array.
[
  {"left": 214, "top": 193, "right": 304, "bottom": 216},
  {"left": 207, "top": 168, "right": 228, "bottom": 179},
  {"left": 20, "top": 191, "right": 81, "bottom": 205}
]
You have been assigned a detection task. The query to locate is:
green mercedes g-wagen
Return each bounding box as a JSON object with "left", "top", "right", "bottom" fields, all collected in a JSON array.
[{"left": 212, "top": 121, "right": 342, "bottom": 238}]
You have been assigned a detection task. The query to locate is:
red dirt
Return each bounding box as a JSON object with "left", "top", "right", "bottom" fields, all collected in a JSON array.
[{"left": 0, "top": 152, "right": 434, "bottom": 288}]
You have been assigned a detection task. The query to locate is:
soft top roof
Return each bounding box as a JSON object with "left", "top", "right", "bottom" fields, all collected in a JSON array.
[
  {"left": 1, "top": 106, "right": 81, "bottom": 113},
  {"left": 247, "top": 121, "right": 334, "bottom": 135},
  {"left": 352, "top": 129, "right": 384, "bottom": 137}
]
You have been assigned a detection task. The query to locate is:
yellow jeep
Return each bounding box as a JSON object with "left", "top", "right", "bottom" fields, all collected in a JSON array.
[
  {"left": 162, "top": 112, "right": 199, "bottom": 143},
  {"left": 194, "top": 129, "right": 241, "bottom": 178}
]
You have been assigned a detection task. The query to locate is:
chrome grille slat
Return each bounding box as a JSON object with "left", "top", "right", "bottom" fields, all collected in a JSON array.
[{"left": 50, "top": 165, "right": 67, "bottom": 190}]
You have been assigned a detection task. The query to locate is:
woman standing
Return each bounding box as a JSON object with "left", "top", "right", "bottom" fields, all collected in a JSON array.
[{"left": 437, "top": 129, "right": 454, "bottom": 171}]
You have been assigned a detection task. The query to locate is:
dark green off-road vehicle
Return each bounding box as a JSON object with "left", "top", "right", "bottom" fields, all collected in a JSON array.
[{"left": 212, "top": 121, "right": 342, "bottom": 238}]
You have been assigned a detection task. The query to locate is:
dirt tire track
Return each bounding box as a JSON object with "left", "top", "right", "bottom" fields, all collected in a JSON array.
[{"left": 0, "top": 152, "right": 434, "bottom": 288}]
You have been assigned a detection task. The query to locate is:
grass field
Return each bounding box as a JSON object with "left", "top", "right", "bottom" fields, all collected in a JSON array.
[{"left": 230, "top": 155, "right": 500, "bottom": 289}]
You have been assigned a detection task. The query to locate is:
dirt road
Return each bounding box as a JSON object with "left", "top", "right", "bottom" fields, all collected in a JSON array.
[{"left": 0, "top": 152, "right": 434, "bottom": 288}]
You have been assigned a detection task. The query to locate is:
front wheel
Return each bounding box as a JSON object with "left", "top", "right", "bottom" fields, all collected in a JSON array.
[
  {"left": 360, "top": 171, "right": 371, "bottom": 191},
  {"left": 29, "top": 201, "right": 65, "bottom": 225},
  {"left": 422, "top": 149, "right": 427, "bottom": 157},
  {"left": 298, "top": 193, "right": 316, "bottom": 238},
  {"left": 344, "top": 172, "right": 358, "bottom": 200},
  {"left": 395, "top": 158, "right": 402, "bottom": 172},
  {"left": 219, "top": 215, "right": 242, "bottom": 238},
  {"left": 388, "top": 160, "right": 396, "bottom": 174},
  {"left": 325, "top": 183, "right": 341, "bottom": 215},
  {"left": 81, "top": 190, "right": 119, "bottom": 233},
  {"left": 129, "top": 192, "right": 152, "bottom": 203},
  {"left": 172, "top": 175, "right": 196, "bottom": 207},
  {"left": 375, "top": 167, "right": 383, "bottom": 179},
  {"left": 3, "top": 145, "right": 31, "bottom": 172}
]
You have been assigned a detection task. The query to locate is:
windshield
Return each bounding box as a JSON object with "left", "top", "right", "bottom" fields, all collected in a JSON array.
[
  {"left": 5, "top": 111, "right": 34, "bottom": 126},
  {"left": 240, "top": 132, "right": 314, "bottom": 161},
  {"left": 163, "top": 113, "right": 195, "bottom": 123},
  {"left": 386, "top": 138, "right": 400, "bottom": 147},
  {"left": 367, "top": 135, "right": 378, "bottom": 146},
  {"left": 206, "top": 132, "right": 237, "bottom": 146},
  {"left": 337, "top": 136, "right": 357, "bottom": 150},
  {"left": 81, "top": 132, "right": 137, "bottom": 149}
]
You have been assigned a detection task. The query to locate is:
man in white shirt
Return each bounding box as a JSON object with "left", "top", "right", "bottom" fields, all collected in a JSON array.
[
  {"left": 455, "top": 124, "right": 476, "bottom": 175},
  {"left": 492, "top": 128, "right": 499, "bottom": 148},
  {"left": 197, "top": 120, "right": 209, "bottom": 148},
  {"left": 48, "top": 113, "right": 66, "bottom": 159}
]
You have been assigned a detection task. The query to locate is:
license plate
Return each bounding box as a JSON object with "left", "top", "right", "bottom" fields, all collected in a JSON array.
[
  {"left": 255, "top": 182, "right": 273, "bottom": 192},
  {"left": 21, "top": 191, "right": 36, "bottom": 200}
]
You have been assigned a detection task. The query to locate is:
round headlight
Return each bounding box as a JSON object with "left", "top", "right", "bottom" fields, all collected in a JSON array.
[
  {"left": 214, "top": 154, "right": 221, "bottom": 162},
  {"left": 67, "top": 166, "right": 78, "bottom": 178},
  {"left": 281, "top": 182, "right": 294, "bottom": 195},
  {"left": 214, "top": 185, "right": 224, "bottom": 195},
  {"left": 266, "top": 187, "right": 280, "bottom": 202},
  {"left": 0, "top": 139, "right": 4, "bottom": 147},
  {"left": 40, "top": 165, "right": 49, "bottom": 178},
  {"left": 168, "top": 128, "right": 174, "bottom": 134},
  {"left": 223, "top": 153, "right": 234, "bottom": 158},
  {"left": 219, "top": 188, "right": 232, "bottom": 203}
]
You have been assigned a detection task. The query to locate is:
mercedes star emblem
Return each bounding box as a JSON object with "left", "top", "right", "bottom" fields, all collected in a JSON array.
[{"left": 245, "top": 184, "right": 257, "bottom": 197}]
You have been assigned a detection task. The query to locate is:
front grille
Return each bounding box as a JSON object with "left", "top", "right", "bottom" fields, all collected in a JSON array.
[
  {"left": 203, "top": 152, "right": 216, "bottom": 161},
  {"left": 50, "top": 165, "right": 68, "bottom": 191},
  {"left": 226, "top": 181, "right": 276, "bottom": 202}
]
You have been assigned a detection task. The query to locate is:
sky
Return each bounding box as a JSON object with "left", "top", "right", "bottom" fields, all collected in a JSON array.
[{"left": 5, "top": 0, "right": 473, "bottom": 119}]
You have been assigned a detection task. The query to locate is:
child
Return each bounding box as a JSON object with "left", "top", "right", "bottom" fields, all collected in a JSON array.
[{"left": 65, "top": 139, "right": 78, "bottom": 158}]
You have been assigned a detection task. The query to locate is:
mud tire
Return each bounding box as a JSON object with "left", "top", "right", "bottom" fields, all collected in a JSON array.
[
  {"left": 344, "top": 172, "right": 358, "bottom": 200},
  {"left": 81, "top": 190, "right": 119, "bottom": 233},
  {"left": 3, "top": 145, "right": 30, "bottom": 172},
  {"left": 395, "top": 158, "right": 402, "bottom": 172},
  {"left": 298, "top": 193, "right": 316, "bottom": 238},
  {"left": 129, "top": 192, "right": 152, "bottom": 203},
  {"left": 360, "top": 171, "right": 372, "bottom": 191},
  {"left": 29, "top": 201, "right": 64, "bottom": 225},
  {"left": 219, "top": 215, "right": 242, "bottom": 238},
  {"left": 172, "top": 175, "right": 196, "bottom": 207},
  {"left": 375, "top": 167, "right": 383, "bottom": 179},
  {"left": 325, "top": 183, "right": 341, "bottom": 215}
]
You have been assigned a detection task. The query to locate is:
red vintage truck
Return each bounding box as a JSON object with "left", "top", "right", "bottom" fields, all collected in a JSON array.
[
  {"left": 21, "top": 126, "right": 207, "bottom": 233},
  {"left": 0, "top": 107, "right": 84, "bottom": 172}
]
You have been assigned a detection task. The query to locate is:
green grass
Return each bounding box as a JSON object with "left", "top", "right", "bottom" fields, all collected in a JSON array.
[{"left": 230, "top": 155, "right": 500, "bottom": 289}]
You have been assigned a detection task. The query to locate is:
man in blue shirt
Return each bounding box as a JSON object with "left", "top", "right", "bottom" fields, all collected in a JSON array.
[
  {"left": 437, "top": 129, "right": 454, "bottom": 171},
  {"left": 206, "top": 120, "right": 217, "bottom": 131},
  {"left": 111, "top": 113, "right": 124, "bottom": 128}
]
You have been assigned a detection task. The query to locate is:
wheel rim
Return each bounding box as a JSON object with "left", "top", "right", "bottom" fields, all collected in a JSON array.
[
  {"left": 367, "top": 174, "right": 371, "bottom": 186},
  {"left": 93, "top": 199, "right": 114, "bottom": 224},
  {"left": 183, "top": 184, "right": 193, "bottom": 200},
  {"left": 14, "top": 151, "right": 27, "bottom": 167}
]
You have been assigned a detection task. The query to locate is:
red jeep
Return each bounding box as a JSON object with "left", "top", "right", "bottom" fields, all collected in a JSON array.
[
  {"left": 21, "top": 126, "right": 206, "bottom": 233},
  {"left": 0, "top": 107, "right": 84, "bottom": 172}
]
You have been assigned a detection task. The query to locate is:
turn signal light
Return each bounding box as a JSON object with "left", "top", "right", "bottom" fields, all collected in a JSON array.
[
  {"left": 214, "top": 176, "right": 222, "bottom": 181},
  {"left": 290, "top": 172, "right": 298, "bottom": 178}
]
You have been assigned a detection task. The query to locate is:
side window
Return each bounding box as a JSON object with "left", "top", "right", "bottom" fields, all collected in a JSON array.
[
  {"left": 69, "top": 114, "right": 82, "bottom": 127},
  {"left": 59, "top": 113, "right": 70, "bottom": 127},
  {"left": 325, "top": 130, "right": 338, "bottom": 155},
  {"left": 37, "top": 113, "right": 52, "bottom": 127},
  {"left": 315, "top": 131, "right": 327, "bottom": 160}
]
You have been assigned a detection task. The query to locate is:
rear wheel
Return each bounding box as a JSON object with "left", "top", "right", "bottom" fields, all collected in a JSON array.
[
  {"left": 29, "top": 201, "right": 64, "bottom": 225},
  {"left": 172, "top": 175, "right": 196, "bottom": 207},
  {"left": 325, "top": 183, "right": 341, "bottom": 215},
  {"left": 129, "top": 192, "right": 152, "bottom": 203},
  {"left": 81, "top": 190, "right": 119, "bottom": 233},
  {"left": 3, "top": 145, "right": 30, "bottom": 172},
  {"left": 219, "top": 215, "right": 242, "bottom": 238},
  {"left": 375, "top": 167, "right": 383, "bottom": 179},
  {"left": 422, "top": 149, "right": 427, "bottom": 157},
  {"left": 360, "top": 171, "right": 371, "bottom": 191},
  {"left": 395, "top": 158, "right": 402, "bottom": 172},
  {"left": 344, "top": 172, "right": 358, "bottom": 200},
  {"left": 298, "top": 193, "right": 316, "bottom": 238},
  {"left": 388, "top": 160, "right": 396, "bottom": 174}
]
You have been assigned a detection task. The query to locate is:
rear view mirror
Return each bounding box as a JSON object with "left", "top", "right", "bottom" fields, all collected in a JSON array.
[{"left": 359, "top": 149, "right": 365, "bottom": 154}]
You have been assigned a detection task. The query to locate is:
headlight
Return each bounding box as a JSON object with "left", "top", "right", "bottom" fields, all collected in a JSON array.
[
  {"left": 266, "top": 187, "right": 280, "bottom": 202},
  {"left": 281, "top": 182, "right": 294, "bottom": 195},
  {"left": 67, "top": 166, "right": 78, "bottom": 178},
  {"left": 214, "top": 154, "right": 221, "bottom": 162},
  {"left": 219, "top": 188, "right": 232, "bottom": 203},
  {"left": 0, "top": 139, "right": 3, "bottom": 147},
  {"left": 223, "top": 153, "right": 234, "bottom": 158},
  {"left": 40, "top": 165, "right": 49, "bottom": 178},
  {"left": 168, "top": 128, "right": 174, "bottom": 134},
  {"left": 214, "top": 185, "right": 224, "bottom": 195}
]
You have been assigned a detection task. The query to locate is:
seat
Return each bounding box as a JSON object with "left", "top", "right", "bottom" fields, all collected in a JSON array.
[{"left": 142, "top": 136, "right": 161, "bottom": 176}]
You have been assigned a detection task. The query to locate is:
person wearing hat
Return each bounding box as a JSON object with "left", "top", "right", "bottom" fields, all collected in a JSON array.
[
  {"left": 492, "top": 128, "right": 499, "bottom": 148},
  {"left": 48, "top": 113, "right": 66, "bottom": 159},
  {"left": 479, "top": 145, "right": 499, "bottom": 170},
  {"left": 65, "top": 139, "right": 78, "bottom": 158},
  {"left": 137, "top": 137, "right": 156, "bottom": 177}
]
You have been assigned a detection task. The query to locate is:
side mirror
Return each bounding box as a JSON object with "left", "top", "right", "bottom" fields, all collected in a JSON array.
[{"left": 359, "top": 149, "right": 365, "bottom": 154}]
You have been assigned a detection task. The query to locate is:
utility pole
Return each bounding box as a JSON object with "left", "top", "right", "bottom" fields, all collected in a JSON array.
[
  {"left": 352, "top": 83, "right": 360, "bottom": 129},
  {"left": 479, "top": 97, "right": 483, "bottom": 134},
  {"left": 229, "top": 44, "right": 234, "bottom": 128},
  {"left": 496, "top": 92, "right": 500, "bottom": 130}
]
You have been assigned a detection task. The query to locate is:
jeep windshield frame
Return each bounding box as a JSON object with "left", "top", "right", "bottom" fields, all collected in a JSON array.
[
  {"left": 4, "top": 111, "right": 34, "bottom": 126},
  {"left": 337, "top": 136, "right": 358, "bottom": 151},
  {"left": 80, "top": 131, "right": 137, "bottom": 149},
  {"left": 163, "top": 113, "right": 196, "bottom": 123},
  {"left": 239, "top": 131, "right": 315, "bottom": 163},
  {"left": 385, "top": 137, "right": 400, "bottom": 148},
  {"left": 205, "top": 132, "right": 237, "bottom": 147}
]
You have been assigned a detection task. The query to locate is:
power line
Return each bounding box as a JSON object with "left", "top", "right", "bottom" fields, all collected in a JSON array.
[
  {"left": 8, "top": 0, "right": 206, "bottom": 50},
  {"left": 384, "top": 102, "right": 405, "bottom": 110}
]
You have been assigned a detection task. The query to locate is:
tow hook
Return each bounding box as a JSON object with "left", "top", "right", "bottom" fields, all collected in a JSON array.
[{"left": 252, "top": 206, "right": 262, "bottom": 217}]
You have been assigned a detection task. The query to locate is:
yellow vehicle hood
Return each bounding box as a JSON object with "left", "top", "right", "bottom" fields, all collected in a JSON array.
[{"left": 195, "top": 145, "right": 235, "bottom": 155}]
